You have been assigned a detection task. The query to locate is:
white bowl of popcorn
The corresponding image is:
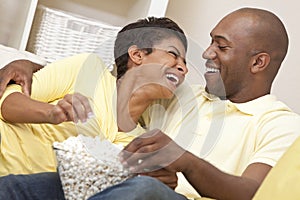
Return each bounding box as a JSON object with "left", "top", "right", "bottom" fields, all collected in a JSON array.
[{"left": 53, "top": 135, "right": 132, "bottom": 200}]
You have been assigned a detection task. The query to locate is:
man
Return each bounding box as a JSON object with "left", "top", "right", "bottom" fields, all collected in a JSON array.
[
  {"left": 0, "top": 7, "right": 300, "bottom": 200},
  {"left": 114, "top": 7, "right": 300, "bottom": 200}
]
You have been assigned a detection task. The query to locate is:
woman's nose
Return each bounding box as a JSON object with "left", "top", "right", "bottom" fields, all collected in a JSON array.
[{"left": 176, "top": 60, "right": 188, "bottom": 75}]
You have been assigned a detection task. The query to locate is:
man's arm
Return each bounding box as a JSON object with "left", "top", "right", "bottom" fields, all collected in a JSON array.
[
  {"left": 178, "top": 152, "right": 270, "bottom": 200},
  {"left": 120, "top": 129, "right": 271, "bottom": 200},
  {"left": 0, "top": 60, "right": 43, "bottom": 98}
]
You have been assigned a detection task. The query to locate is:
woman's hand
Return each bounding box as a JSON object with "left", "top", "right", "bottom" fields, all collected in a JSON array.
[
  {"left": 0, "top": 60, "right": 43, "bottom": 98},
  {"left": 49, "top": 93, "right": 94, "bottom": 124}
]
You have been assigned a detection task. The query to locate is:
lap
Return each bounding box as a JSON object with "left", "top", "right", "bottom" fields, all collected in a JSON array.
[
  {"left": 0, "top": 172, "right": 65, "bottom": 200},
  {"left": 0, "top": 173, "right": 188, "bottom": 200},
  {"left": 89, "top": 175, "right": 188, "bottom": 200}
]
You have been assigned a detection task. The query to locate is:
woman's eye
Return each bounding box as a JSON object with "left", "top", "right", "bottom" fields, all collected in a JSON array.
[{"left": 168, "top": 51, "right": 178, "bottom": 58}]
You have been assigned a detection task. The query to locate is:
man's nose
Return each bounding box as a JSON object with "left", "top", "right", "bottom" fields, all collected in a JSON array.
[{"left": 202, "top": 46, "right": 216, "bottom": 60}]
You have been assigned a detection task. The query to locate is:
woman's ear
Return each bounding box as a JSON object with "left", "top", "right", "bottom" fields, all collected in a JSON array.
[
  {"left": 128, "top": 45, "right": 144, "bottom": 66},
  {"left": 250, "top": 52, "right": 270, "bottom": 74}
]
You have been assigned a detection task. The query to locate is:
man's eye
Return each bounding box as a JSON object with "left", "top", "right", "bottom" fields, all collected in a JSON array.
[{"left": 218, "top": 46, "right": 228, "bottom": 50}]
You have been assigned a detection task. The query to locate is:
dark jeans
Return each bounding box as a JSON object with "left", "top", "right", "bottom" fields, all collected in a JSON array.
[
  {"left": 0, "top": 172, "right": 188, "bottom": 200},
  {"left": 0, "top": 172, "right": 64, "bottom": 200}
]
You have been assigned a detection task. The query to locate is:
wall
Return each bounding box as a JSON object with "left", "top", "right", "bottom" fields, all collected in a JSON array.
[
  {"left": 38, "top": 0, "right": 139, "bottom": 26},
  {"left": 166, "top": 0, "right": 300, "bottom": 114},
  {"left": 0, "top": 0, "right": 36, "bottom": 49}
]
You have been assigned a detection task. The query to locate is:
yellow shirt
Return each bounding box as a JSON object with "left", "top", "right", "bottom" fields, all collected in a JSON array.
[
  {"left": 253, "top": 136, "right": 300, "bottom": 200},
  {"left": 144, "top": 83, "right": 300, "bottom": 198},
  {"left": 0, "top": 53, "right": 141, "bottom": 176}
]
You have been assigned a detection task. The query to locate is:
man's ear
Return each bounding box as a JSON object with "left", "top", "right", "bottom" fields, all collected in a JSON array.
[
  {"left": 250, "top": 52, "right": 270, "bottom": 74},
  {"left": 128, "top": 45, "right": 144, "bottom": 66}
]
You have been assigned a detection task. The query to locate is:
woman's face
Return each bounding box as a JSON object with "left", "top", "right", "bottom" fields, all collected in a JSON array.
[{"left": 130, "top": 36, "right": 188, "bottom": 99}]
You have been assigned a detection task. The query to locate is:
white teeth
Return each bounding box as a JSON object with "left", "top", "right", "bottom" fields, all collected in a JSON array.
[
  {"left": 206, "top": 67, "right": 220, "bottom": 73},
  {"left": 166, "top": 73, "right": 179, "bottom": 85}
]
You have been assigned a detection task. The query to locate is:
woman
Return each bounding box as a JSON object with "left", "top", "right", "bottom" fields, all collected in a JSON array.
[{"left": 0, "top": 17, "right": 188, "bottom": 198}]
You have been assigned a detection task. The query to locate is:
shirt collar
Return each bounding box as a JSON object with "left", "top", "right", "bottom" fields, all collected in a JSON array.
[
  {"left": 201, "top": 91, "right": 289, "bottom": 115},
  {"left": 201, "top": 89, "right": 220, "bottom": 101},
  {"left": 232, "top": 94, "right": 291, "bottom": 115}
]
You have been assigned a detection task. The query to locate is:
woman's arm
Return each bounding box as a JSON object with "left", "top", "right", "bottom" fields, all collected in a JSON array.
[
  {"left": 1, "top": 53, "right": 102, "bottom": 124},
  {"left": 0, "top": 59, "right": 44, "bottom": 98},
  {"left": 2, "top": 92, "right": 61, "bottom": 124},
  {"left": 1, "top": 92, "right": 93, "bottom": 124},
  {"left": 0, "top": 53, "right": 99, "bottom": 124}
]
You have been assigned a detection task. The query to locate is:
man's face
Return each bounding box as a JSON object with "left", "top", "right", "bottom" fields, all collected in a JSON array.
[{"left": 202, "top": 15, "right": 254, "bottom": 101}]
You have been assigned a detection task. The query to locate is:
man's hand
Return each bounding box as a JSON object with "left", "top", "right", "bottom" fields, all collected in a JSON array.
[
  {"left": 0, "top": 59, "right": 43, "bottom": 98},
  {"left": 49, "top": 93, "right": 94, "bottom": 124},
  {"left": 120, "top": 129, "right": 269, "bottom": 199},
  {"left": 120, "top": 129, "right": 187, "bottom": 174},
  {"left": 139, "top": 168, "right": 178, "bottom": 190}
]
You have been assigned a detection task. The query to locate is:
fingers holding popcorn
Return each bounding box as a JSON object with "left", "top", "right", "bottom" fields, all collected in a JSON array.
[
  {"left": 50, "top": 93, "right": 94, "bottom": 124},
  {"left": 120, "top": 129, "right": 187, "bottom": 173}
]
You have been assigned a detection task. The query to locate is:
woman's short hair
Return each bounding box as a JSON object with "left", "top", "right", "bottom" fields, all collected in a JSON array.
[{"left": 114, "top": 17, "right": 187, "bottom": 79}]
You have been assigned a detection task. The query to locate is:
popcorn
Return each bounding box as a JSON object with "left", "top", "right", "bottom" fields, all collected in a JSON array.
[{"left": 53, "top": 135, "right": 132, "bottom": 200}]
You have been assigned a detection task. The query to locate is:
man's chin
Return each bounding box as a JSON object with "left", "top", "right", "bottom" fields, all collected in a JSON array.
[{"left": 205, "top": 86, "right": 226, "bottom": 99}]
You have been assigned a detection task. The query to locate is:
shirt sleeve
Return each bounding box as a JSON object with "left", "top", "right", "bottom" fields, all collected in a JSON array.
[
  {"left": 0, "top": 44, "right": 47, "bottom": 69},
  {"left": 0, "top": 53, "right": 106, "bottom": 119},
  {"left": 253, "top": 137, "right": 300, "bottom": 200},
  {"left": 251, "top": 110, "right": 300, "bottom": 167}
]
